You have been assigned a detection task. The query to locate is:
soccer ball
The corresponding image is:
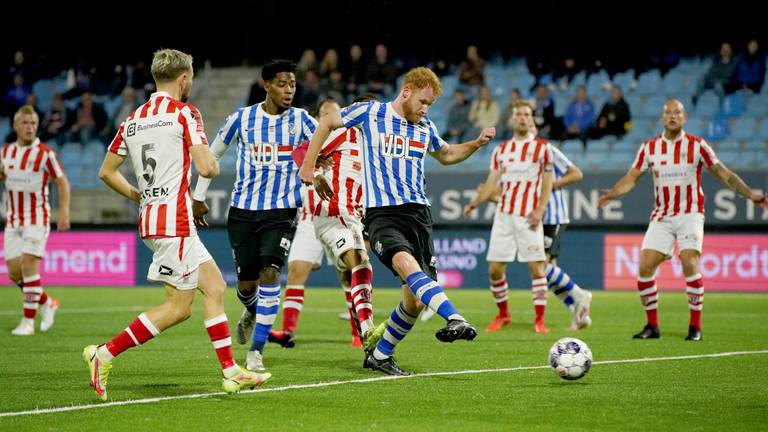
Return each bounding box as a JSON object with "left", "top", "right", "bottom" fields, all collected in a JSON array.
[{"left": 549, "top": 337, "right": 592, "bottom": 380}]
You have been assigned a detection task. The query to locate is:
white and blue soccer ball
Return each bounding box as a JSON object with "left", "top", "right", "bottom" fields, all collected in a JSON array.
[{"left": 549, "top": 337, "right": 592, "bottom": 380}]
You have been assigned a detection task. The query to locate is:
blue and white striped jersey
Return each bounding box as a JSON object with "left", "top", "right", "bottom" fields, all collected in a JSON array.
[
  {"left": 217, "top": 103, "right": 317, "bottom": 210},
  {"left": 340, "top": 101, "right": 445, "bottom": 208},
  {"left": 543, "top": 145, "right": 573, "bottom": 225}
]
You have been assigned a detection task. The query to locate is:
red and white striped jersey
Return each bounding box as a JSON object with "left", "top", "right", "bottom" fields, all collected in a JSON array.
[
  {"left": 299, "top": 186, "right": 318, "bottom": 222},
  {"left": 309, "top": 128, "right": 364, "bottom": 218},
  {"left": 490, "top": 135, "right": 553, "bottom": 217},
  {"left": 1, "top": 139, "right": 65, "bottom": 228},
  {"left": 109, "top": 91, "right": 208, "bottom": 238},
  {"left": 632, "top": 131, "right": 718, "bottom": 221}
]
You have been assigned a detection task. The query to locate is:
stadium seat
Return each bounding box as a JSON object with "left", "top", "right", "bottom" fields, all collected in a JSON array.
[
  {"left": 705, "top": 115, "right": 730, "bottom": 141},
  {"left": 642, "top": 95, "right": 668, "bottom": 118},
  {"left": 635, "top": 70, "right": 661, "bottom": 95},
  {"left": 722, "top": 92, "right": 746, "bottom": 117},
  {"left": 744, "top": 140, "right": 766, "bottom": 151},
  {"left": 730, "top": 117, "right": 757, "bottom": 141},
  {"left": 756, "top": 120, "right": 768, "bottom": 140},
  {"left": 745, "top": 94, "right": 768, "bottom": 117},
  {"left": 684, "top": 117, "right": 705, "bottom": 135},
  {"left": 716, "top": 148, "right": 740, "bottom": 166},
  {"left": 611, "top": 70, "right": 635, "bottom": 93},
  {"left": 694, "top": 91, "right": 720, "bottom": 117}
]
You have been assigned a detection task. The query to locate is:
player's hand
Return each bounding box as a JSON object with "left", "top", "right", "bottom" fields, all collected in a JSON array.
[
  {"left": 314, "top": 175, "right": 334, "bottom": 201},
  {"left": 526, "top": 208, "right": 543, "bottom": 230},
  {"left": 56, "top": 211, "right": 70, "bottom": 231},
  {"left": 751, "top": 193, "right": 768, "bottom": 210},
  {"left": 317, "top": 154, "right": 334, "bottom": 171},
  {"left": 597, "top": 189, "right": 613, "bottom": 208},
  {"left": 299, "top": 163, "right": 315, "bottom": 185},
  {"left": 192, "top": 199, "right": 209, "bottom": 228},
  {"left": 463, "top": 203, "right": 477, "bottom": 218},
  {"left": 476, "top": 127, "right": 496, "bottom": 147}
]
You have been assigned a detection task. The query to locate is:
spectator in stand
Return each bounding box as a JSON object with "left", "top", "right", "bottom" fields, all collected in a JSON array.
[
  {"left": 112, "top": 87, "right": 137, "bottom": 136},
  {"left": 41, "top": 94, "right": 72, "bottom": 143},
  {"left": 247, "top": 69, "right": 267, "bottom": 106},
  {"left": 467, "top": 86, "right": 500, "bottom": 139},
  {"left": 297, "top": 49, "right": 319, "bottom": 81},
  {"left": 68, "top": 90, "right": 108, "bottom": 144},
  {"left": 365, "top": 44, "right": 397, "bottom": 98},
  {"left": 319, "top": 49, "right": 340, "bottom": 80},
  {"left": 498, "top": 88, "right": 523, "bottom": 140},
  {"left": 564, "top": 86, "right": 595, "bottom": 144},
  {"left": 532, "top": 84, "right": 558, "bottom": 140},
  {"left": 343, "top": 44, "right": 366, "bottom": 98},
  {"left": 699, "top": 42, "right": 737, "bottom": 97},
  {"left": 457, "top": 45, "right": 486, "bottom": 92},
  {"left": 319, "top": 69, "right": 346, "bottom": 103},
  {"left": 5, "top": 51, "right": 29, "bottom": 91},
  {"left": 592, "top": 85, "right": 631, "bottom": 139},
  {"left": 554, "top": 58, "right": 580, "bottom": 92},
  {"left": 735, "top": 39, "right": 765, "bottom": 93},
  {"left": 2, "top": 74, "right": 32, "bottom": 117},
  {"left": 444, "top": 88, "right": 472, "bottom": 143},
  {"left": 296, "top": 69, "right": 320, "bottom": 112}
]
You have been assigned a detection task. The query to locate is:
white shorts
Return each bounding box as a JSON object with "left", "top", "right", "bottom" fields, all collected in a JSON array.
[
  {"left": 314, "top": 214, "right": 367, "bottom": 272},
  {"left": 143, "top": 236, "right": 213, "bottom": 290},
  {"left": 486, "top": 212, "right": 546, "bottom": 263},
  {"left": 288, "top": 218, "right": 332, "bottom": 268},
  {"left": 4, "top": 225, "right": 49, "bottom": 260},
  {"left": 641, "top": 213, "right": 705, "bottom": 256}
]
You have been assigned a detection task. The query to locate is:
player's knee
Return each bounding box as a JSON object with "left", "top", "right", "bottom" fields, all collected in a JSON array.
[
  {"left": 20, "top": 255, "right": 39, "bottom": 276},
  {"left": 392, "top": 251, "right": 417, "bottom": 276},
  {"left": 260, "top": 266, "right": 280, "bottom": 284},
  {"left": 638, "top": 262, "right": 658, "bottom": 277},
  {"left": 488, "top": 262, "right": 505, "bottom": 280},
  {"left": 238, "top": 280, "right": 258, "bottom": 295}
]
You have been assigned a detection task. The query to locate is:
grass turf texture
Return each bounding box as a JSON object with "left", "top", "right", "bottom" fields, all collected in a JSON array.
[{"left": 0, "top": 287, "right": 766, "bottom": 431}]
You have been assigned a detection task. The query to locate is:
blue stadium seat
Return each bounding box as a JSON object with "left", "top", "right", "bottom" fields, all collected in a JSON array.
[
  {"left": 716, "top": 140, "right": 740, "bottom": 151},
  {"left": 722, "top": 92, "right": 746, "bottom": 117},
  {"left": 635, "top": 70, "right": 661, "bottom": 95},
  {"left": 716, "top": 148, "right": 740, "bottom": 166},
  {"left": 611, "top": 70, "right": 635, "bottom": 94},
  {"left": 694, "top": 91, "right": 720, "bottom": 117},
  {"left": 587, "top": 139, "right": 610, "bottom": 153},
  {"left": 745, "top": 94, "right": 768, "bottom": 116},
  {"left": 744, "top": 140, "right": 766, "bottom": 151},
  {"left": 684, "top": 118, "right": 705, "bottom": 135},
  {"left": 642, "top": 95, "right": 667, "bottom": 118},
  {"left": 730, "top": 117, "right": 757, "bottom": 141},
  {"left": 756, "top": 121, "right": 768, "bottom": 140},
  {"left": 705, "top": 115, "right": 730, "bottom": 141},
  {"left": 662, "top": 70, "right": 685, "bottom": 95}
]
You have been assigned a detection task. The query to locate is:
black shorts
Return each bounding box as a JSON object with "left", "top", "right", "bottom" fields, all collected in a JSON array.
[
  {"left": 543, "top": 224, "right": 567, "bottom": 258},
  {"left": 227, "top": 207, "right": 297, "bottom": 281},
  {"left": 364, "top": 203, "right": 437, "bottom": 280}
]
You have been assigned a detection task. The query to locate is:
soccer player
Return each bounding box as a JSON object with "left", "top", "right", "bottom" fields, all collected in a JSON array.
[
  {"left": 305, "top": 98, "right": 376, "bottom": 348},
  {"left": 84, "top": 49, "right": 270, "bottom": 401},
  {"left": 464, "top": 121, "right": 592, "bottom": 332},
  {"left": 192, "top": 60, "right": 317, "bottom": 371},
  {"left": 598, "top": 99, "right": 768, "bottom": 341},
  {"left": 301, "top": 67, "right": 495, "bottom": 376},
  {"left": 1, "top": 105, "right": 69, "bottom": 336},
  {"left": 464, "top": 100, "right": 559, "bottom": 334}
]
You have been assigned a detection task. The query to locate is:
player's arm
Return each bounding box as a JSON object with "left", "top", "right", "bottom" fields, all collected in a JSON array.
[
  {"left": 0, "top": 157, "right": 5, "bottom": 181},
  {"left": 463, "top": 168, "right": 502, "bottom": 217},
  {"left": 598, "top": 168, "right": 645, "bottom": 208},
  {"left": 52, "top": 175, "right": 71, "bottom": 231},
  {"left": 300, "top": 106, "right": 344, "bottom": 184},
  {"left": 528, "top": 169, "right": 553, "bottom": 229},
  {"left": 554, "top": 163, "right": 583, "bottom": 189},
  {"left": 190, "top": 144, "right": 219, "bottom": 179},
  {"left": 709, "top": 162, "right": 768, "bottom": 208},
  {"left": 430, "top": 127, "right": 496, "bottom": 165},
  {"left": 99, "top": 152, "right": 141, "bottom": 203}
]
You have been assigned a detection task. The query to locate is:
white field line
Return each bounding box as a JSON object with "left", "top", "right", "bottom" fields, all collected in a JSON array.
[{"left": 1, "top": 349, "right": 766, "bottom": 418}]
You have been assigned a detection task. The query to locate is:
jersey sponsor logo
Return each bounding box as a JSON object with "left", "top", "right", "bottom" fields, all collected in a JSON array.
[
  {"left": 127, "top": 123, "right": 136, "bottom": 137},
  {"left": 137, "top": 120, "right": 174, "bottom": 132},
  {"left": 379, "top": 134, "right": 425, "bottom": 160},
  {"left": 252, "top": 143, "right": 293, "bottom": 165}
]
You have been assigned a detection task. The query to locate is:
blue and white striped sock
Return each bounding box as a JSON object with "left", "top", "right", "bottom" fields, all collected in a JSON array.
[
  {"left": 373, "top": 302, "right": 418, "bottom": 360},
  {"left": 406, "top": 271, "right": 464, "bottom": 322},
  {"left": 250, "top": 283, "right": 281, "bottom": 353},
  {"left": 545, "top": 264, "right": 579, "bottom": 310},
  {"left": 236, "top": 286, "right": 257, "bottom": 315}
]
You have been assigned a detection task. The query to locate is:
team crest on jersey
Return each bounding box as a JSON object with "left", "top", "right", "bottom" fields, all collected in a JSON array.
[{"left": 288, "top": 122, "right": 296, "bottom": 135}]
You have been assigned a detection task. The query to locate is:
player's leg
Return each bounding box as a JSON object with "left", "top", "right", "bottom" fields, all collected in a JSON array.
[
  {"left": 337, "top": 269, "right": 363, "bottom": 347},
  {"left": 196, "top": 254, "right": 271, "bottom": 392},
  {"left": 12, "top": 226, "right": 56, "bottom": 335},
  {"left": 485, "top": 213, "right": 516, "bottom": 332},
  {"left": 4, "top": 227, "right": 29, "bottom": 334},
  {"left": 515, "top": 216, "right": 549, "bottom": 333},
  {"left": 248, "top": 212, "right": 296, "bottom": 370},
  {"left": 227, "top": 212, "right": 261, "bottom": 344},
  {"left": 678, "top": 213, "right": 705, "bottom": 341},
  {"left": 543, "top": 224, "right": 592, "bottom": 330},
  {"left": 633, "top": 219, "right": 674, "bottom": 339}
]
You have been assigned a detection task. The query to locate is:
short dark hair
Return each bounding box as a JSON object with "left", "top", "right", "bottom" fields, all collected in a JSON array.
[
  {"left": 261, "top": 59, "right": 297, "bottom": 82},
  {"left": 352, "top": 92, "right": 381, "bottom": 103}
]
